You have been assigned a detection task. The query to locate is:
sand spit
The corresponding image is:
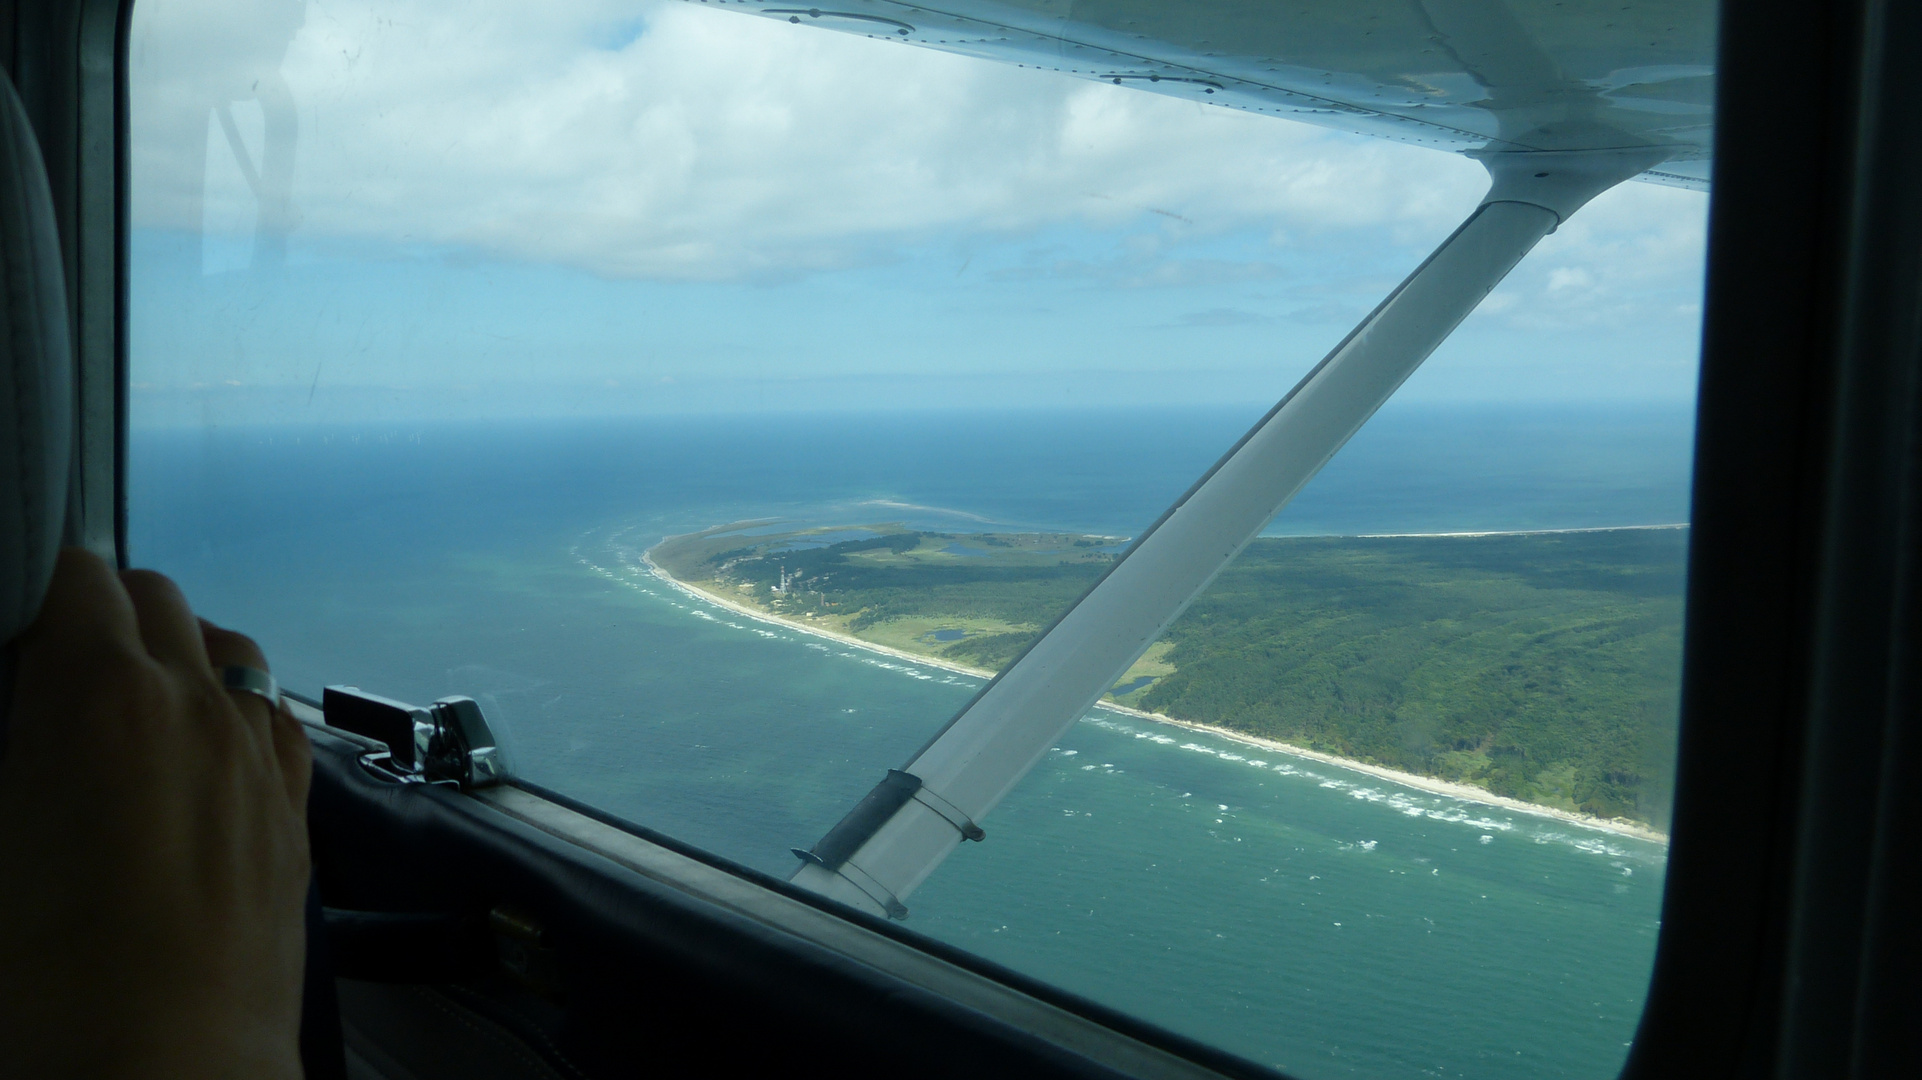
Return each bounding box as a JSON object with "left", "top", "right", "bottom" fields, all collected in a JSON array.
[{"left": 641, "top": 548, "right": 1670, "bottom": 847}]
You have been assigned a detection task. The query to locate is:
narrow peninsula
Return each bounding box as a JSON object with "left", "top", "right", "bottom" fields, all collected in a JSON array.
[{"left": 647, "top": 522, "right": 1685, "bottom": 842}]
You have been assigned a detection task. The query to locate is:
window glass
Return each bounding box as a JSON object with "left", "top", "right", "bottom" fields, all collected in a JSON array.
[{"left": 129, "top": 2, "right": 1710, "bottom": 1076}]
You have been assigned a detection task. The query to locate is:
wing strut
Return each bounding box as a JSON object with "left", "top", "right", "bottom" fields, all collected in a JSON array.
[{"left": 792, "top": 147, "right": 1670, "bottom": 918}]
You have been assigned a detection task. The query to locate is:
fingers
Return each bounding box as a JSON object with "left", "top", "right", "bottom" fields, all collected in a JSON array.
[
  {"left": 16, "top": 548, "right": 141, "bottom": 655},
  {"left": 20, "top": 556, "right": 309, "bottom": 816},
  {"left": 198, "top": 618, "right": 280, "bottom": 770},
  {"left": 199, "top": 620, "right": 269, "bottom": 671},
  {"left": 119, "top": 570, "right": 211, "bottom": 672},
  {"left": 200, "top": 620, "right": 273, "bottom": 722},
  {"left": 203, "top": 622, "right": 274, "bottom": 730},
  {"left": 200, "top": 619, "right": 309, "bottom": 815}
]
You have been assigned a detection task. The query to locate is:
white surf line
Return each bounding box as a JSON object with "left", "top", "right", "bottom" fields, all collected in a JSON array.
[
  {"left": 1104, "top": 710, "right": 1668, "bottom": 845},
  {"left": 633, "top": 545, "right": 1670, "bottom": 847}
]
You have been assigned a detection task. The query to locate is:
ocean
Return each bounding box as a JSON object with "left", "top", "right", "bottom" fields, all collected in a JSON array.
[{"left": 130, "top": 402, "right": 1693, "bottom": 1080}]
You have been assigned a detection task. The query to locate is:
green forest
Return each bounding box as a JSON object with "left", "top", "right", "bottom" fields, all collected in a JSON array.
[{"left": 651, "top": 524, "right": 1687, "bottom": 828}]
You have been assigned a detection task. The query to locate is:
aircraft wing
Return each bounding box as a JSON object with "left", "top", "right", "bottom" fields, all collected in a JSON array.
[
  {"left": 724, "top": 0, "right": 1714, "bottom": 188},
  {"left": 737, "top": 0, "right": 1713, "bottom": 917}
]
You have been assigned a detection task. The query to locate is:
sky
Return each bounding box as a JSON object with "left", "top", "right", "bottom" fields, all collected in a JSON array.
[{"left": 127, "top": 0, "right": 1712, "bottom": 426}]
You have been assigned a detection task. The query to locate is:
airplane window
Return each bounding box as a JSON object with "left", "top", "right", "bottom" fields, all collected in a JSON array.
[{"left": 128, "top": 1, "right": 1711, "bottom": 1077}]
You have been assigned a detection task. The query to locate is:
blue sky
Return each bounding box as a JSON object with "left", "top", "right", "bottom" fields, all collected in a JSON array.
[{"left": 128, "top": 0, "right": 1711, "bottom": 426}]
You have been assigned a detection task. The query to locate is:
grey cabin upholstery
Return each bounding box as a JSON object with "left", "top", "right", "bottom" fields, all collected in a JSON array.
[{"left": 0, "top": 71, "right": 71, "bottom": 646}]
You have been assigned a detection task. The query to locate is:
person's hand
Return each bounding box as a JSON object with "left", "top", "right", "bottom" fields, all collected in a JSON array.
[{"left": 0, "top": 549, "right": 311, "bottom": 1079}]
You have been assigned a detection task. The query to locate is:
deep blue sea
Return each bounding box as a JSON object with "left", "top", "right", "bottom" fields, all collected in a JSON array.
[{"left": 131, "top": 403, "right": 1693, "bottom": 1080}]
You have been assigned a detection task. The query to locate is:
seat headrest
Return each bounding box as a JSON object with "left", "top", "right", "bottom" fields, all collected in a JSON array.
[{"left": 0, "top": 74, "right": 73, "bottom": 645}]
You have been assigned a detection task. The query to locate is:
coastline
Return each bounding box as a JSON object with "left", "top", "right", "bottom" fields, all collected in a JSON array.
[{"left": 640, "top": 547, "right": 1670, "bottom": 847}]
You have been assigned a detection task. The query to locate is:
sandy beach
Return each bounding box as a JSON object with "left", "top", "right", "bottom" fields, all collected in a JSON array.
[{"left": 641, "top": 548, "right": 1670, "bottom": 847}]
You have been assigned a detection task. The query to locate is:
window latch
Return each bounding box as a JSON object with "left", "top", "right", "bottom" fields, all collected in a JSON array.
[{"left": 322, "top": 685, "right": 510, "bottom": 789}]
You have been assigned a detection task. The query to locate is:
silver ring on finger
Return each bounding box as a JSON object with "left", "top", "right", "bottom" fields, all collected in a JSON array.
[{"left": 220, "top": 665, "right": 281, "bottom": 714}]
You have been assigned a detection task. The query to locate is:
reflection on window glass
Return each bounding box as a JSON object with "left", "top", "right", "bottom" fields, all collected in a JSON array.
[{"left": 130, "top": 1, "right": 1711, "bottom": 1076}]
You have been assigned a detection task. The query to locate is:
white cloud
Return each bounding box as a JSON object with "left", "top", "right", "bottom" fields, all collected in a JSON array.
[
  {"left": 128, "top": 0, "right": 1714, "bottom": 414},
  {"left": 1546, "top": 267, "right": 1595, "bottom": 292},
  {"left": 131, "top": 0, "right": 1491, "bottom": 281},
  {"left": 1486, "top": 179, "right": 1710, "bottom": 332}
]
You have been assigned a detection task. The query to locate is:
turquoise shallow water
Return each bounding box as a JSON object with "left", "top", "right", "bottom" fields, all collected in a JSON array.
[{"left": 130, "top": 406, "right": 1684, "bottom": 1079}]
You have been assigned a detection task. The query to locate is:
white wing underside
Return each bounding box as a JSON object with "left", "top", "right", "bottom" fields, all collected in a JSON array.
[{"left": 705, "top": 0, "right": 1714, "bottom": 188}]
